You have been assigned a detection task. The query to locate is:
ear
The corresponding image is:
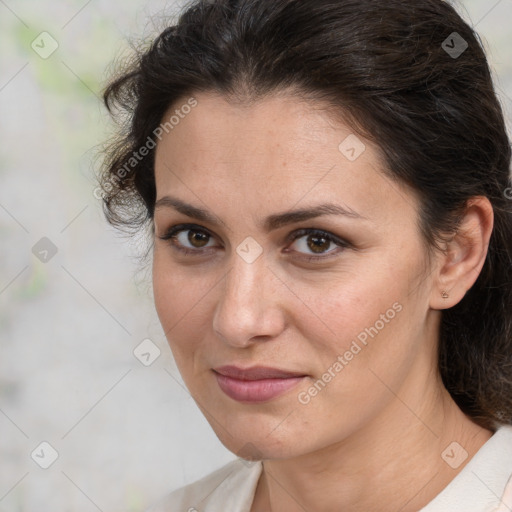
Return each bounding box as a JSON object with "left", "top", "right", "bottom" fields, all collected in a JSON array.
[{"left": 430, "top": 196, "right": 494, "bottom": 310}]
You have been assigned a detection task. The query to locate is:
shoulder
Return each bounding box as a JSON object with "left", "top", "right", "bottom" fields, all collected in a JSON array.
[
  {"left": 420, "top": 424, "right": 512, "bottom": 512},
  {"left": 145, "top": 458, "right": 263, "bottom": 512}
]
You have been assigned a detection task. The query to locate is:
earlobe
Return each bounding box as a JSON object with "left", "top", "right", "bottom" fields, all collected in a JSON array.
[
  {"left": 430, "top": 196, "right": 494, "bottom": 311},
  {"left": 431, "top": 286, "right": 455, "bottom": 310}
]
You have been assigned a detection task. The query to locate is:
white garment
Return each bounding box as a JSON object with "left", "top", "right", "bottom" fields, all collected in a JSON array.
[{"left": 147, "top": 425, "right": 512, "bottom": 512}]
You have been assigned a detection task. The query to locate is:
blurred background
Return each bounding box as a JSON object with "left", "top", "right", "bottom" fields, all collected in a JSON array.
[{"left": 0, "top": 0, "right": 511, "bottom": 511}]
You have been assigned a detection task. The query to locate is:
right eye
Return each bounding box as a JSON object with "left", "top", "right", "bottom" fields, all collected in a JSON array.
[{"left": 158, "top": 224, "right": 219, "bottom": 255}]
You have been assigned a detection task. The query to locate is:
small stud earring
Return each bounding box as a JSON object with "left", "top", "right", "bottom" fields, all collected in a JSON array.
[{"left": 441, "top": 291, "right": 449, "bottom": 299}]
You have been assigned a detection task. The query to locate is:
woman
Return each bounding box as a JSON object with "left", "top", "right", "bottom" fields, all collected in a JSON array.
[{"left": 98, "top": 0, "right": 512, "bottom": 510}]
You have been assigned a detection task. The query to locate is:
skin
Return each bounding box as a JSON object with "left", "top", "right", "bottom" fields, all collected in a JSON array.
[{"left": 152, "top": 90, "right": 494, "bottom": 512}]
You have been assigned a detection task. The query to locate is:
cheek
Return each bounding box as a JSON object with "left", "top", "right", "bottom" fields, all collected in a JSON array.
[
  {"left": 291, "top": 263, "right": 419, "bottom": 405},
  {"left": 304, "top": 274, "right": 423, "bottom": 399},
  {"left": 295, "top": 270, "right": 404, "bottom": 352},
  {"left": 153, "top": 250, "right": 207, "bottom": 321},
  {"left": 152, "top": 255, "right": 209, "bottom": 360}
]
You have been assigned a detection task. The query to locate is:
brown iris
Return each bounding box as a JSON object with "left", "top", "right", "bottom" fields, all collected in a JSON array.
[
  {"left": 188, "top": 230, "right": 209, "bottom": 247},
  {"left": 307, "top": 234, "right": 330, "bottom": 253},
  {"left": 188, "top": 230, "right": 210, "bottom": 248}
]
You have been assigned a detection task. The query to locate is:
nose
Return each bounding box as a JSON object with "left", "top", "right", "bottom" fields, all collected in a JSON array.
[{"left": 212, "top": 252, "right": 286, "bottom": 348}]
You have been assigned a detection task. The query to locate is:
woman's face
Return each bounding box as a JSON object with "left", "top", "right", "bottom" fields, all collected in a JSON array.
[{"left": 152, "top": 91, "right": 440, "bottom": 460}]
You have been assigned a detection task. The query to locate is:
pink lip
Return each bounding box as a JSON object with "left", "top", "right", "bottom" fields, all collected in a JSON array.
[{"left": 213, "top": 365, "right": 307, "bottom": 403}]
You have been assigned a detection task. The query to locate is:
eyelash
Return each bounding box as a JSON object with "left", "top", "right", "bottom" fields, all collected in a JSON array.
[{"left": 157, "top": 223, "right": 351, "bottom": 262}]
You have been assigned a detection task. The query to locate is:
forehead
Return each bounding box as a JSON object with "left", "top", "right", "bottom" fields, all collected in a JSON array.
[
  {"left": 156, "top": 91, "right": 351, "bottom": 161},
  {"left": 153, "top": 91, "right": 418, "bottom": 228}
]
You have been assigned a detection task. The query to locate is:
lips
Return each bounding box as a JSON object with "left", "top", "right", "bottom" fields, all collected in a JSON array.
[
  {"left": 214, "top": 365, "right": 306, "bottom": 380},
  {"left": 212, "top": 365, "right": 307, "bottom": 402}
]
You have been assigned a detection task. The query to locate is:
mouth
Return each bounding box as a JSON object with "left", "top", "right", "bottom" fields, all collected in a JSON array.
[{"left": 212, "top": 365, "right": 308, "bottom": 403}]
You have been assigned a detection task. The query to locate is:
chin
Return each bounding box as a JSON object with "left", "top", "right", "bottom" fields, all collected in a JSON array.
[{"left": 203, "top": 411, "right": 312, "bottom": 461}]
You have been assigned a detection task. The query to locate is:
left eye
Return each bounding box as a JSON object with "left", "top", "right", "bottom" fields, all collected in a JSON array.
[
  {"left": 285, "top": 228, "right": 349, "bottom": 260},
  {"left": 288, "top": 229, "right": 344, "bottom": 257}
]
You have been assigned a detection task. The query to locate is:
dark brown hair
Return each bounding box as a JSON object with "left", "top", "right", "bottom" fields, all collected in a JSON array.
[{"left": 99, "top": 0, "right": 512, "bottom": 431}]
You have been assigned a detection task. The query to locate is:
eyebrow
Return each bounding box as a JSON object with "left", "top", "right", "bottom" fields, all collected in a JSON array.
[{"left": 154, "top": 196, "right": 368, "bottom": 232}]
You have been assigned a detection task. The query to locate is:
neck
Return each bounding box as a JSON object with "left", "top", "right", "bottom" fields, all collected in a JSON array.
[{"left": 251, "top": 375, "right": 493, "bottom": 512}]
